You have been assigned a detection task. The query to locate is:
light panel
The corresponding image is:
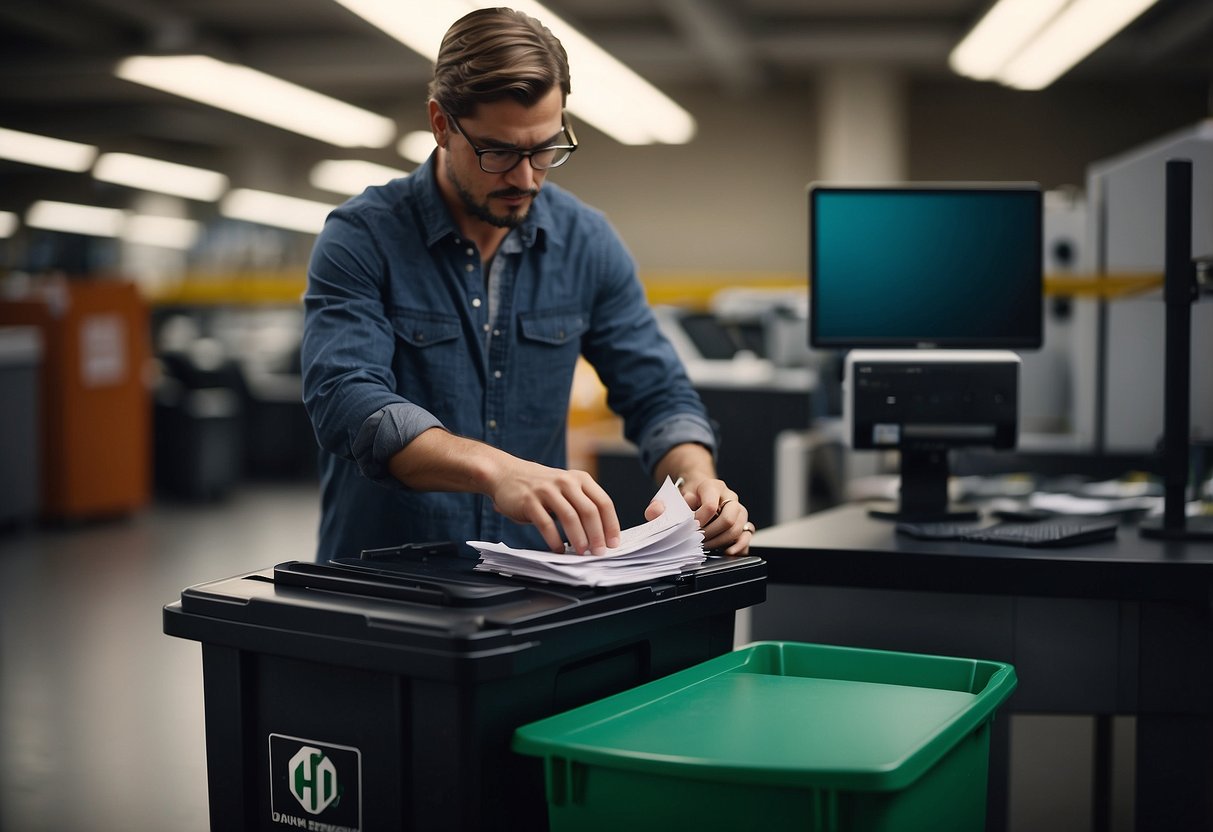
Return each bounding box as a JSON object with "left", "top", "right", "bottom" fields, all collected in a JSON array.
[
  {"left": 948, "top": 0, "right": 1067, "bottom": 81},
  {"left": 220, "top": 188, "right": 338, "bottom": 234},
  {"left": 950, "top": 0, "right": 1163, "bottom": 90},
  {"left": 123, "top": 214, "right": 201, "bottom": 250},
  {"left": 0, "top": 126, "right": 97, "bottom": 172},
  {"left": 998, "top": 0, "right": 1163, "bottom": 90},
  {"left": 0, "top": 211, "right": 17, "bottom": 238},
  {"left": 93, "top": 153, "right": 229, "bottom": 202},
  {"left": 398, "top": 130, "right": 437, "bottom": 165},
  {"left": 329, "top": 0, "right": 696, "bottom": 145},
  {"left": 115, "top": 55, "right": 397, "bottom": 148},
  {"left": 26, "top": 201, "right": 125, "bottom": 238},
  {"left": 310, "top": 159, "right": 410, "bottom": 196}
]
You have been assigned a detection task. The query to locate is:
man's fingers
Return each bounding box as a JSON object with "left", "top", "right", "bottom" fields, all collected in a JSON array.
[{"left": 524, "top": 504, "right": 566, "bottom": 554}]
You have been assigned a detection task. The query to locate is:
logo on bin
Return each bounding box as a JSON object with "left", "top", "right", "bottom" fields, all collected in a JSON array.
[{"left": 269, "top": 733, "right": 361, "bottom": 831}]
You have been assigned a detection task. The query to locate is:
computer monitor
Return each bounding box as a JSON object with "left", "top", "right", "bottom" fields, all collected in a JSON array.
[
  {"left": 810, "top": 183, "right": 1043, "bottom": 520},
  {"left": 809, "top": 183, "right": 1043, "bottom": 350}
]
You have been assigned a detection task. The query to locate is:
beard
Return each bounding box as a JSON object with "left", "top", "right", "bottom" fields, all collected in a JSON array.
[{"left": 445, "top": 153, "right": 538, "bottom": 229}]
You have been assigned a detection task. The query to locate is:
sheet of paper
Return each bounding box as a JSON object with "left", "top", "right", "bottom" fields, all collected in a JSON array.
[{"left": 468, "top": 476, "right": 706, "bottom": 587}]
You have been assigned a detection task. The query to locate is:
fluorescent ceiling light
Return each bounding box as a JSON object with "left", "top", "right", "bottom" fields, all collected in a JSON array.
[
  {"left": 0, "top": 211, "right": 17, "bottom": 238},
  {"left": 0, "top": 126, "right": 97, "bottom": 172},
  {"left": 330, "top": 0, "right": 696, "bottom": 145},
  {"left": 93, "top": 152, "right": 229, "bottom": 201},
  {"left": 950, "top": 0, "right": 1162, "bottom": 90},
  {"left": 998, "top": 0, "right": 1162, "bottom": 90},
  {"left": 398, "top": 130, "right": 436, "bottom": 165},
  {"left": 310, "top": 159, "right": 409, "bottom": 195},
  {"left": 26, "top": 201, "right": 125, "bottom": 238},
  {"left": 123, "top": 214, "right": 200, "bottom": 250},
  {"left": 949, "top": 0, "right": 1067, "bottom": 81},
  {"left": 25, "top": 200, "right": 203, "bottom": 249},
  {"left": 220, "top": 188, "right": 337, "bottom": 234},
  {"left": 115, "top": 55, "right": 397, "bottom": 148}
]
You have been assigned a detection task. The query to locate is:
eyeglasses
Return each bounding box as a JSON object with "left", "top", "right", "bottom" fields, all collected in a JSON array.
[{"left": 447, "top": 112, "right": 578, "bottom": 174}]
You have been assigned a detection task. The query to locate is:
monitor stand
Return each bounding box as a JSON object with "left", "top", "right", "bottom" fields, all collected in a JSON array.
[
  {"left": 1139, "top": 159, "right": 1213, "bottom": 541},
  {"left": 867, "top": 449, "right": 980, "bottom": 523}
]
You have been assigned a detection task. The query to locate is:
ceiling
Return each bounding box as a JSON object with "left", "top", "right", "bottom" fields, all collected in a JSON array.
[{"left": 0, "top": 0, "right": 1211, "bottom": 209}]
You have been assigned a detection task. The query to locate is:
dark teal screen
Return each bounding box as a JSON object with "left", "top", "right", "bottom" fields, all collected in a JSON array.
[{"left": 809, "top": 187, "right": 1042, "bottom": 348}]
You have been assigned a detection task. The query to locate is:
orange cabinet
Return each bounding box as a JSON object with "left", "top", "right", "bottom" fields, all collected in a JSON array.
[{"left": 0, "top": 279, "right": 151, "bottom": 519}]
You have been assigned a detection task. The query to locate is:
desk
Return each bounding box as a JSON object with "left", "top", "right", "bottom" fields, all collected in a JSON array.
[{"left": 750, "top": 504, "right": 1213, "bottom": 832}]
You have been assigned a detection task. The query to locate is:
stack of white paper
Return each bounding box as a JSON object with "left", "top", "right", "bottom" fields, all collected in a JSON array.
[{"left": 468, "top": 477, "right": 706, "bottom": 587}]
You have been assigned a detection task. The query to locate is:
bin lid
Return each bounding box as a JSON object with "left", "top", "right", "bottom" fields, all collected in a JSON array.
[
  {"left": 514, "top": 640, "right": 1017, "bottom": 792},
  {"left": 163, "top": 543, "right": 765, "bottom": 678}
]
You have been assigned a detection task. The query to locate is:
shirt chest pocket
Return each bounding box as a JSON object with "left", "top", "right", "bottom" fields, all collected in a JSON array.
[
  {"left": 390, "top": 308, "right": 465, "bottom": 411},
  {"left": 515, "top": 309, "right": 590, "bottom": 421},
  {"left": 517, "top": 309, "right": 589, "bottom": 348}
]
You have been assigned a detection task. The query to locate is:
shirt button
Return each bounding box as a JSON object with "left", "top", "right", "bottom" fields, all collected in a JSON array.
[
  {"left": 464, "top": 263, "right": 474, "bottom": 273},
  {"left": 494, "top": 370, "right": 502, "bottom": 379},
  {"left": 472, "top": 298, "right": 482, "bottom": 308},
  {"left": 466, "top": 247, "right": 474, "bottom": 257},
  {"left": 492, "top": 329, "right": 500, "bottom": 337},
  {"left": 483, "top": 324, "right": 491, "bottom": 333},
  {"left": 488, "top": 419, "right": 497, "bottom": 429}
]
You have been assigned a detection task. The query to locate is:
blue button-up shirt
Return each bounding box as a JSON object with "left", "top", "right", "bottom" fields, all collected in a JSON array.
[{"left": 302, "top": 155, "right": 716, "bottom": 561}]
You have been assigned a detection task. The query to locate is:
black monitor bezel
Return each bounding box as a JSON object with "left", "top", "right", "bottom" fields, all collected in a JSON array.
[{"left": 808, "top": 182, "right": 1044, "bottom": 350}]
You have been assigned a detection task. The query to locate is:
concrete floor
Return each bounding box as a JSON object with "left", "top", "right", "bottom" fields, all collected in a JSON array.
[{"left": 0, "top": 483, "right": 320, "bottom": 832}]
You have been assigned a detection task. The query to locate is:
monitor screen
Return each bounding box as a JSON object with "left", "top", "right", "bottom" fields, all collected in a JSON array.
[{"left": 809, "top": 184, "right": 1043, "bottom": 349}]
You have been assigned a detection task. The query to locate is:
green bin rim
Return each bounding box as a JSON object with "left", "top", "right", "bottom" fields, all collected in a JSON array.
[{"left": 513, "top": 640, "right": 1017, "bottom": 792}]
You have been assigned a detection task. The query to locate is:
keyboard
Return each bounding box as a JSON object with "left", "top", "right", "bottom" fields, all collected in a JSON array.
[{"left": 896, "top": 517, "right": 1120, "bottom": 547}]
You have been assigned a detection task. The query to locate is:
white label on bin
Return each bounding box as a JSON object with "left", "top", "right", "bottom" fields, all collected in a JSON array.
[
  {"left": 269, "top": 733, "right": 362, "bottom": 831},
  {"left": 80, "top": 314, "right": 126, "bottom": 388}
]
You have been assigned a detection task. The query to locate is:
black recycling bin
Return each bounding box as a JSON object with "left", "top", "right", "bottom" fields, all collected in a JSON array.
[{"left": 163, "top": 544, "right": 766, "bottom": 832}]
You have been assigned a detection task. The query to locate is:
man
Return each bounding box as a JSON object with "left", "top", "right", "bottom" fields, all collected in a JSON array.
[{"left": 301, "top": 7, "right": 753, "bottom": 562}]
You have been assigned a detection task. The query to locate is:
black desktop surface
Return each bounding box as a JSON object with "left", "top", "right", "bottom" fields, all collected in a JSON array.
[{"left": 752, "top": 503, "right": 1213, "bottom": 603}]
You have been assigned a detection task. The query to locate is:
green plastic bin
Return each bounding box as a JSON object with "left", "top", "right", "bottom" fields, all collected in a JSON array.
[{"left": 513, "top": 641, "right": 1017, "bottom": 832}]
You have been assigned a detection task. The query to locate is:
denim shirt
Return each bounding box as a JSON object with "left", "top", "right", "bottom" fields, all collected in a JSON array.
[{"left": 302, "top": 154, "right": 716, "bottom": 561}]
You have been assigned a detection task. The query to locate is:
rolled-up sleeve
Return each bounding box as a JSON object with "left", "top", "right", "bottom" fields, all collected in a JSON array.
[{"left": 350, "top": 403, "right": 443, "bottom": 485}]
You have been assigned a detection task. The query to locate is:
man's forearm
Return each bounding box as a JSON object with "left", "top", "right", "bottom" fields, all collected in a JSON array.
[{"left": 387, "top": 427, "right": 503, "bottom": 493}]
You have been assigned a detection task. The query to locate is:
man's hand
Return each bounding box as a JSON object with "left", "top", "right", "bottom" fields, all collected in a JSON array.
[
  {"left": 645, "top": 476, "right": 753, "bottom": 556},
  {"left": 648, "top": 443, "right": 754, "bottom": 556},
  {"left": 389, "top": 428, "right": 621, "bottom": 555},
  {"left": 488, "top": 459, "right": 621, "bottom": 556}
]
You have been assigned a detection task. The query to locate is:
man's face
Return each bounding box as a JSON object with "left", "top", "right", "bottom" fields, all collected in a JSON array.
[{"left": 435, "top": 87, "right": 565, "bottom": 230}]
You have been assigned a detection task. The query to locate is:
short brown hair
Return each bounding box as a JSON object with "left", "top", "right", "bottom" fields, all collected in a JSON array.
[{"left": 428, "top": 7, "right": 571, "bottom": 118}]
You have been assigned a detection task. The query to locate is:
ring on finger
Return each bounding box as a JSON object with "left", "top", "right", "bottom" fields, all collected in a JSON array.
[
  {"left": 742, "top": 521, "right": 756, "bottom": 534},
  {"left": 708, "top": 499, "right": 732, "bottom": 524}
]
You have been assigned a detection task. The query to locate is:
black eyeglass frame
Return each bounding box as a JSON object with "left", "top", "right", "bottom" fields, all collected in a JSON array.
[{"left": 446, "top": 112, "right": 578, "bottom": 174}]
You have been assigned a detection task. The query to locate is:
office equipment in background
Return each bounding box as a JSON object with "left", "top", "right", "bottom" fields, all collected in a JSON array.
[
  {"left": 0, "top": 279, "right": 151, "bottom": 519},
  {"left": 1084, "top": 120, "right": 1213, "bottom": 454},
  {"left": 809, "top": 184, "right": 1042, "bottom": 350},
  {"left": 845, "top": 349, "right": 1020, "bottom": 520},
  {"left": 810, "top": 183, "right": 1041, "bottom": 521},
  {"left": 1139, "top": 159, "right": 1213, "bottom": 540},
  {"left": 0, "top": 326, "right": 41, "bottom": 525},
  {"left": 896, "top": 516, "right": 1119, "bottom": 547}
]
